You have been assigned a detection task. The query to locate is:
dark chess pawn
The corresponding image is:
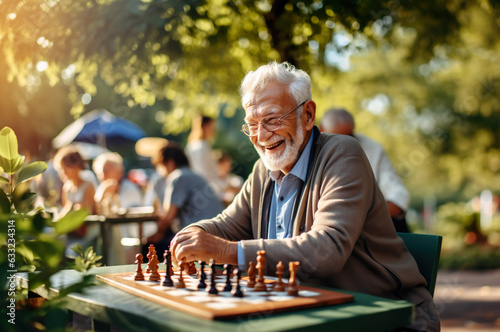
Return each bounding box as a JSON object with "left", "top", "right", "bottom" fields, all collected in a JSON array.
[
  {"left": 197, "top": 261, "right": 207, "bottom": 290},
  {"left": 208, "top": 259, "right": 218, "bottom": 295},
  {"left": 162, "top": 248, "right": 173, "bottom": 287},
  {"left": 223, "top": 264, "right": 232, "bottom": 292},
  {"left": 231, "top": 268, "right": 243, "bottom": 298}
]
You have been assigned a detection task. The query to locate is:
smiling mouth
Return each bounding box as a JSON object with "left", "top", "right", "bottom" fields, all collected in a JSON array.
[{"left": 265, "top": 140, "right": 284, "bottom": 150}]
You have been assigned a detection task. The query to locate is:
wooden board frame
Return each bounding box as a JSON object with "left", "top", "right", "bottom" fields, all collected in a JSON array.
[{"left": 96, "top": 271, "right": 354, "bottom": 320}]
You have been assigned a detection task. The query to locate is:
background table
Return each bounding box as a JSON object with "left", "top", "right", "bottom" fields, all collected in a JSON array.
[
  {"left": 86, "top": 208, "right": 158, "bottom": 265},
  {"left": 17, "top": 265, "right": 414, "bottom": 332}
]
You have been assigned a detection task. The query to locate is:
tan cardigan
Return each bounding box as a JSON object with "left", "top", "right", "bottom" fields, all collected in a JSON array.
[{"left": 193, "top": 128, "right": 432, "bottom": 307}]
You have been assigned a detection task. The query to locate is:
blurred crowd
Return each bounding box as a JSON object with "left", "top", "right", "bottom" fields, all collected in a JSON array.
[{"left": 31, "top": 114, "right": 243, "bottom": 265}]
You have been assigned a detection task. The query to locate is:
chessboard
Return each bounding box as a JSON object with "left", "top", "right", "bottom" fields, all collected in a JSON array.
[{"left": 96, "top": 248, "right": 354, "bottom": 320}]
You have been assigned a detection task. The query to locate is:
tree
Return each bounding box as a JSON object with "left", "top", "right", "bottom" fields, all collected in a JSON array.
[{"left": 1, "top": 0, "right": 499, "bottom": 203}]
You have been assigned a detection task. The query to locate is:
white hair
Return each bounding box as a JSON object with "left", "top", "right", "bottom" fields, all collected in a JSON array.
[
  {"left": 239, "top": 61, "right": 312, "bottom": 112},
  {"left": 92, "top": 152, "right": 124, "bottom": 177}
]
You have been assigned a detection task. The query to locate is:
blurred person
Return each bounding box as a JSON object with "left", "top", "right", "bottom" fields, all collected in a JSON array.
[
  {"left": 54, "top": 145, "right": 97, "bottom": 258},
  {"left": 136, "top": 137, "right": 170, "bottom": 212},
  {"left": 214, "top": 150, "right": 244, "bottom": 205},
  {"left": 92, "top": 152, "right": 143, "bottom": 265},
  {"left": 93, "top": 152, "right": 143, "bottom": 214},
  {"left": 320, "top": 108, "right": 411, "bottom": 233},
  {"left": 185, "top": 115, "right": 225, "bottom": 197},
  {"left": 145, "top": 144, "right": 224, "bottom": 256}
]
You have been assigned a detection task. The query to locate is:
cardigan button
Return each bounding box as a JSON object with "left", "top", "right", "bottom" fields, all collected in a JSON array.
[{"left": 299, "top": 225, "right": 305, "bottom": 231}]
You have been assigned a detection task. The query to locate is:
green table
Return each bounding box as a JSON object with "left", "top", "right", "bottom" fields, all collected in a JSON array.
[{"left": 17, "top": 265, "right": 413, "bottom": 332}]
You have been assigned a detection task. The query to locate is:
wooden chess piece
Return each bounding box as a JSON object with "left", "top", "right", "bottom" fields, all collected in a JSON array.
[
  {"left": 148, "top": 251, "right": 161, "bottom": 281},
  {"left": 273, "top": 261, "right": 285, "bottom": 292},
  {"left": 186, "top": 261, "right": 197, "bottom": 275},
  {"left": 162, "top": 248, "right": 173, "bottom": 286},
  {"left": 254, "top": 250, "right": 267, "bottom": 291},
  {"left": 175, "top": 258, "right": 187, "bottom": 288},
  {"left": 134, "top": 254, "right": 145, "bottom": 281},
  {"left": 208, "top": 259, "right": 218, "bottom": 295},
  {"left": 223, "top": 264, "right": 232, "bottom": 292},
  {"left": 232, "top": 268, "right": 243, "bottom": 298},
  {"left": 197, "top": 261, "right": 207, "bottom": 290},
  {"left": 145, "top": 244, "right": 155, "bottom": 273},
  {"left": 286, "top": 261, "right": 300, "bottom": 296},
  {"left": 246, "top": 261, "right": 256, "bottom": 288}
]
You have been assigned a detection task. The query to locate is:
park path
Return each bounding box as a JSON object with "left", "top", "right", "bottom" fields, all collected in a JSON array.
[{"left": 434, "top": 269, "right": 500, "bottom": 331}]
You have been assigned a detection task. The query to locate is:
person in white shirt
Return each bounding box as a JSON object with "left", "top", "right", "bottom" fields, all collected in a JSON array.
[
  {"left": 320, "top": 108, "right": 410, "bottom": 232},
  {"left": 185, "top": 115, "right": 226, "bottom": 198}
]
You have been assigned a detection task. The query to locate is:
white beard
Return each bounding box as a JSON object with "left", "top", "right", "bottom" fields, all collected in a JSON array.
[{"left": 255, "top": 122, "right": 305, "bottom": 172}]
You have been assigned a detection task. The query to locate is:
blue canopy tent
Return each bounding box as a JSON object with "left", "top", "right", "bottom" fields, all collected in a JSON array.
[{"left": 52, "top": 109, "right": 146, "bottom": 149}]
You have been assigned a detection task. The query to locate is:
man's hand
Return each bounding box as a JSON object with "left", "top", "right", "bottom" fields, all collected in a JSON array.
[
  {"left": 170, "top": 227, "right": 238, "bottom": 265},
  {"left": 387, "top": 201, "right": 405, "bottom": 218}
]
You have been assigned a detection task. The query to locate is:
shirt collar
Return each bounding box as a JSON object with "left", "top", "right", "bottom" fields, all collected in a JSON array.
[{"left": 269, "top": 130, "right": 314, "bottom": 183}]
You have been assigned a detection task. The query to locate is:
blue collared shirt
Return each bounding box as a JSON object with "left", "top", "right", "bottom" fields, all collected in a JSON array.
[{"left": 237, "top": 131, "right": 315, "bottom": 268}]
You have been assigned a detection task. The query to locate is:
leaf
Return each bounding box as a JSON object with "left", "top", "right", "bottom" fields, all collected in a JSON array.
[
  {"left": 0, "top": 189, "right": 10, "bottom": 214},
  {"left": 0, "top": 127, "right": 19, "bottom": 160},
  {"left": 12, "top": 189, "right": 37, "bottom": 214},
  {"left": 0, "top": 154, "right": 25, "bottom": 174},
  {"left": 17, "top": 161, "right": 48, "bottom": 185},
  {"left": 54, "top": 209, "right": 89, "bottom": 235},
  {"left": 23, "top": 239, "right": 65, "bottom": 269},
  {"left": 71, "top": 244, "right": 84, "bottom": 256},
  {"left": 32, "top": 211, "right": 47, "bottom": 234},
  {"left": 0, "top": 175, "right": 9, "bottom": 184}
]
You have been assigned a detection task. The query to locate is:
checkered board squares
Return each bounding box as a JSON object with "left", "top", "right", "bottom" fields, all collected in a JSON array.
[{"left": 96, "top": 271, "right": 354, "bottom": 320}]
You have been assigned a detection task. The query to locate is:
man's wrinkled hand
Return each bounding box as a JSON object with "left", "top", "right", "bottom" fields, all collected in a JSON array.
[{"left": 170, "top": 227, "right": 238, "bottom": 265}]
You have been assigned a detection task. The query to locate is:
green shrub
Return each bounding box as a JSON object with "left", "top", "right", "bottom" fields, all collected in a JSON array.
[{"left": 0, "top": 127, "right": 100, "bottom": 331}]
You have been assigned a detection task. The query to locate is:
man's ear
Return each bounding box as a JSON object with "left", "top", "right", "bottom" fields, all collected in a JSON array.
[{"left": 303, "top": 100, "right": 316, "bottom": 130}]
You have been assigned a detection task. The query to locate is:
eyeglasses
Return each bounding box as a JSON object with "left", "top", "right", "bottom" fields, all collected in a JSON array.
[{"left": 241, "top": 100, "right": 307, "bottom": 137}]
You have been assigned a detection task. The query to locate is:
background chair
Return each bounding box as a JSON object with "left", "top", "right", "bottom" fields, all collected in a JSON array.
[{"left": 397, "top": 232, "right": 443, "bottom": 296}]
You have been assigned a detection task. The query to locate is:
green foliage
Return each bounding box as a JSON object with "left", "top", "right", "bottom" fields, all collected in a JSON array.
[
  {"left": 433, "top": 200, "right": 500, "bottom": 270},
  {"left": 440, "top": 246, "right": 500, "bottom": 270},
  {"left": 0, "top": 126, "right": 100, "bottom": 331},
  {"left": 0, "top": 1, "right": 499, "bottom": 205},
  {"left": 69, "top": 244, "right": 102, "bottom": 273},
  {"left": 53, "top": 210, "right": 88, "bottom": 236}
]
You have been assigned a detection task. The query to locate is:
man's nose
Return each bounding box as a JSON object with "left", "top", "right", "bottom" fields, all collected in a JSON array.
[{"left": 257, "top": 124, "right": 273, "bottom": 142}]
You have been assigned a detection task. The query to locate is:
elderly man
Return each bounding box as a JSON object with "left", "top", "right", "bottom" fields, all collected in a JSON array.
[
  {"left": 320, "top": 108, "right": 411, "bottom": 233},
  {"left": 171, "top": 62, "right": 440, "bottom": 331}
]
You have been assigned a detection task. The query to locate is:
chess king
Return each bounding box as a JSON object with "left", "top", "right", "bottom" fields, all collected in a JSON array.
[{"left": 171, "top": 62, "right": 440, "bottom": 331}]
